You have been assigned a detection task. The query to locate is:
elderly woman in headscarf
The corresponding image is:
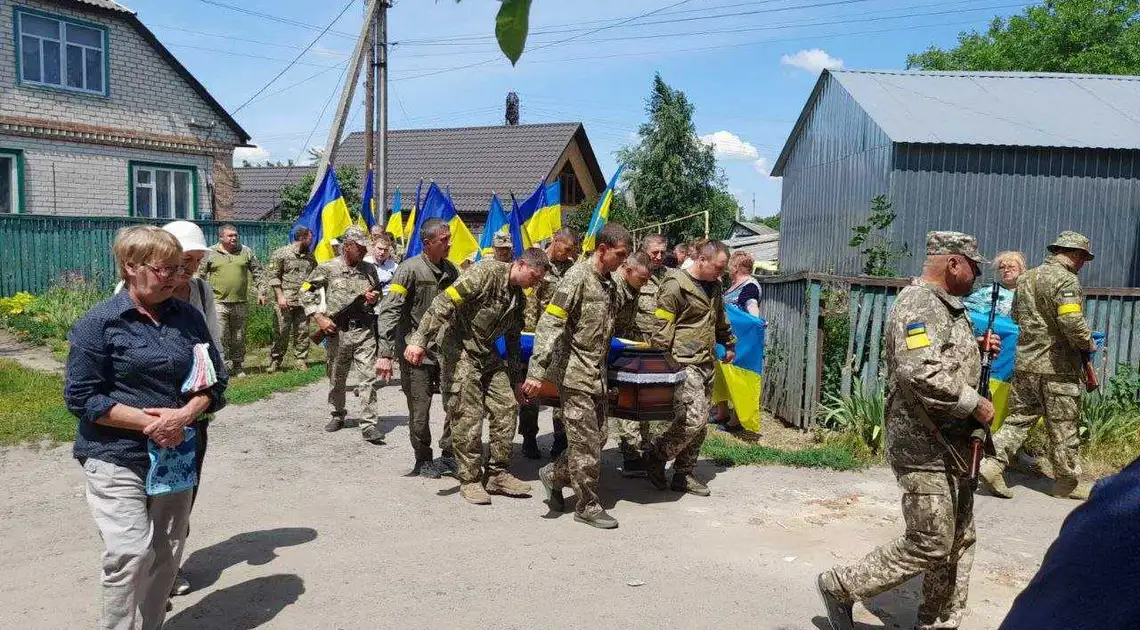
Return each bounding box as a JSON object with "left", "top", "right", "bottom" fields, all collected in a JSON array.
[{"left": 963, "top": 250, "right": 1026, "bottom": 317}]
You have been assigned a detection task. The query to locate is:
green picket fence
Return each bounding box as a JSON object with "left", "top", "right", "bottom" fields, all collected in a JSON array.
[{"left": 0, "top": 215, "right": 292, "bottom": 296}]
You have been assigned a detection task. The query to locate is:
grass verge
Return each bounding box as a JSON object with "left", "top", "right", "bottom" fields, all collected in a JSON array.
[
  {"left": 0, "top": 360, "right": 326, "bottom": 446},
  {"left": 700, "top": 430, "right": 865, "bottom": 471}
]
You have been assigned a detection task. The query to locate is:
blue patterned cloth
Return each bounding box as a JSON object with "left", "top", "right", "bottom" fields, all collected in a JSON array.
[
  {"left": 146, "top": 426, "right": 198, "bottom": 496},
  {"left": 65, "top": 291, "right": 227, "bottom": 476}
]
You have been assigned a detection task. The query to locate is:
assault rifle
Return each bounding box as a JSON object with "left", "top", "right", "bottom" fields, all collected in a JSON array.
[
  {"left": 971, "top": 282, "right": 1001, "bottom": 480},
  {"left": 311, "top": 293, "right": 372, "bottom": 344}
]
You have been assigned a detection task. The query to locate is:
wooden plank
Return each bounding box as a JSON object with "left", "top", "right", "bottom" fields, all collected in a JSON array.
[
  {"left": 1106, "top": 297, "right": 1124, "bottom": 380},
  {"left": 852, "top": 290, "right": 874, "bottom": 384},
  {"left": 863, "top": 288, "right": 887, "bottom": 394},
  {"left": 1129, "top": 299, "right": 1140, "bottom": 369},
  {"left": 803, "top": 280, "right": 822, "bottom": 427},
  {"left": 841, "top": 286, "right": 861, "bottom": 397}
]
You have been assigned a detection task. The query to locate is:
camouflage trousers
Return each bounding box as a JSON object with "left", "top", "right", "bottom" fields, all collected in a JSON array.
[
  {"left": 447, "top": 356, "right": 517, "bottom": 484},
  {"left": 990, "top": 373, "right": 1082, "bottom": 484},
  {"left": 215, "top": 301, "right": 248, "bottom": 368},
  {"left": 326, "top": 323, "right": 378, "bottom": 430},
  {"left": 649, "top": 363, "right": 714, "bottom": 474},
  {"left": 833, "top": 469, "right": 976, "bottom": 628},
  {"left": 270, "top": 305, "right": 310, "bottom": 364},
  {"left": 616, "top": 418, "right": 665, "bottom": 460},
  {"left": 550, "top": 388, "right": 608, "bottom": 518}
]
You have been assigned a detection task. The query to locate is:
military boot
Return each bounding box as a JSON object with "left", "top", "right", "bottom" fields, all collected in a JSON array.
[
  {"left": 621, "top": 456, "right": 646, "bottom": 478},
  {"left": 521, "top": 435, "right": 541, "bottom": 460},
  {"left": 642, "top": 450, "right": 668, "bottom": 490},
  {"left": 411, "top": 459, "right": 442, "bottom": 479},
  {"left": 436, "top": 454, "right": 458, "bottom": 478},
  {"left": 539, "top": 463, "right": 565, "bottom": 512},
  {"left": 670, "top": 473, "right": 711, "bottom": 497},
  {"left": 816, "top": 570, "right": 855, "bottom": 630},
  {"left": 978, "top": 459, "right": 1013, "bottom": 498},
  {"left": 324, "top": 416, "right": 345, "bottom": 432},
  {"left": 361, "top": 425, "right": 386, "bottom": 445},
  {"left": 1052, "top": 478, "right": 1092, "bottom": 500},
  {"left": 486, "top": 472, "right": 533, "bottom": 497},
  {"left": 460, "top": 482, "right": 492, "bottom": 505},
  {"left": 574, "top": 509, "right": 619, "bottom": 530}
]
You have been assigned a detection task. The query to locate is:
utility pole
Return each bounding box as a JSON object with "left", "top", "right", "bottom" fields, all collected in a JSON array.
[
  {"left": 363, "top": 0, "right": 375, "bottom": 186},
  {"left": 310, "top": 0, "right": 381, "bottom": 199},
  {"left": 376, "top": 0, "right": 389, "bottom": 226}
]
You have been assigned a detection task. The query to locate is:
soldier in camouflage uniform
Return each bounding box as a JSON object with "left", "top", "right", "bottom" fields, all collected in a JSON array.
[
  {"left": 518, "top": 227, "right": 580, "bottom": 459},
  {"left": 642, "top": 240, "right": 736, "bottom": 497},
  {"left": 817, "top": 232, "right": 997, "bottom": 630},
  {"left": 980, "top": 231, "right": 1098, "bottom": 501},
  {"left": 616, "top": 234, "right": 671, "bottom": 475},
  {"left": 266, "top": 228, "right": 317, "bottom": 373},
  {"left": 405, "top": 249, "right": 549, "bottom": 504},
  {"left": 375, "top": 219, "right": 460, "bottom": 478},
  {"left": 490, "top": 230, "right": 514, "bottom": 263},
  {"left": 525, "top": 223, "right": 631, "bottom": 529},
  {"left": 300, "top": 226, "right": 386, "bottom": 444}
]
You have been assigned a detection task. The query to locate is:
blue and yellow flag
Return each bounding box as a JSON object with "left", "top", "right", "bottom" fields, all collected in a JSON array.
[
  {"left": 404, "top": 182, "right": 480, "bottom": 266},
  {"left": 516, "top": 180, "right": 560, "bottom": 245},
  {"left": 477, "top": 194, "right": 510, "bottom": 260},
  {"left": 969, "top": 310, "right": 1019, "bottom": 429},
  {"left": 712, "top": 305, "right": 766, "bottom": 433},
  {"left": 292, "top": 167, "right": 354, "bottom": 263},
  {"left": 385, "top": 188, "right": 403, "bottom": 241},
  {"left": 581, "top": 165, "right": 624, "bottom": 254},
  {"left": 358, "top": 169, "right": 376, "bottom": 230},
  {"left": 403, "top": 180, "right": 422, "bottom": 242}
]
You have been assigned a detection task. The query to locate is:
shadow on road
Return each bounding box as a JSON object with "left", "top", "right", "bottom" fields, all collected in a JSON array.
[
  {"left": 181, "top": 527, "right": 318, "bottom": 590},
  {"left": 165, "top": 574, "right": 304, "bottom": 630}
]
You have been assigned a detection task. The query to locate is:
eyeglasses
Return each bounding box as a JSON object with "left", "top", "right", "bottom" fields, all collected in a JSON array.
[{"left": 143, "top": 263, "right": 187, "bottom": 278}]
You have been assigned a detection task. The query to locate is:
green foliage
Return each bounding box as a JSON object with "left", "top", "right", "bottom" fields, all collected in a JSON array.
[
  {"left": 226, "top": 365, "right": 327, "bottom": 406},
  {"left": 617, "top": 73, "right": 740, "bottom": 243},
  {"left": 756, "top": 214, "right": 781, "bottom": 232},
  {"left": 700, "top": 430, "right": 863, "bottom": 470},
  {"left": 493, "top": 0, "right": 532, "bottom": 65},
  {"left": 246, "top": 303, "right": 277, "bottom": 350},
  {"left": 907, "top": 0, "right": 1140, "bottom": 74},
  {"left": 819, "top": 387, "right": 886, "bottom": 455},
  {"left": 819, "top": 284, "right": 851, "bottom": 399},
  {"left": 1080, "top": 364, "right": 1140, "bottom": 448},
  {"left": 849, "top": 195, "right": 909, "bottom": 277},
  {"left": 0, "top": 274, "right": 108, "bottom": 345},
  {"left": 0, "top": 360, "right": 75, "bottom": 444},
  {"left": 279, "top": 165, "right": 362, "bottom": 223}
]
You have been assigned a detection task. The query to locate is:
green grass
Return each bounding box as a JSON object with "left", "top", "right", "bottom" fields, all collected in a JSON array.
[
  {"left": 225, "top": 365, "right": 326, "bottom": 405},
  {"left": 700, "top": 430, "right": 865, "bottom": 471}
]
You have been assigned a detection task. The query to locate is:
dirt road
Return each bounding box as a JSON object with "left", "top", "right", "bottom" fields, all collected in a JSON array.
[{"left": 0, "top": 380, "right": 1076, "bottom": 629}]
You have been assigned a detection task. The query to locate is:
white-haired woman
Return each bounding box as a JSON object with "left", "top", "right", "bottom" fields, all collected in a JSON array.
[{"left": 963, "top": 250, "right": 1026, "bottom": 317}]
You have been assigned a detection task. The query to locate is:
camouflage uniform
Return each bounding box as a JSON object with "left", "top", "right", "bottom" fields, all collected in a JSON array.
[
  {"left": 646, "top": 270, "right": 735, "bottom": 477},
  {"left": 408, "top": 261, "right": 526, "bottom": 485},
  {"left": 267, "top": 241, "right": 317, "bottom": 368},
  {"left": 518, "top": 256, "right": 575, "bottom": 445},
  {"left": 616, "top": 266, "right": 672, "bottom": 460},
  {"left": 825, "top": 232, "right": 987, "bottom": 630},
  {"left": 528, "top": 259, "right": 619, "bottom": 518},
  {"left": 376, "top": 253, "right": 460, "bottom": 462},
  {"left": 300, "top": 233, "right": 381, "bottom": 432},
  {"left": 988, "top": 232, "right": 1096, "bottom": 489}
]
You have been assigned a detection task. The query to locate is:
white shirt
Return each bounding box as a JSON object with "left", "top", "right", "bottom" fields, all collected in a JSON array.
[{"left": 680, "top": 258, "right": 694, "bottom": 271}]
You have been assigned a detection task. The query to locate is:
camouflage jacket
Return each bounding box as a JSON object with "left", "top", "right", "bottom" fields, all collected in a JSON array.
[
  {"left": 407, "top": 261, "right": 524, "bottom": 382},
  {"left": 884, "top": 280, "right": 983, "bottom": 472},
  {"left": 299, "top": 257, "right": 379, "bottom": 325},
  {"left": 524, "top": 256, "right": 574, "bottom": 332},
  {"left": 651, "top": 270, "right": 735, "bottom": 365},
  {"left": 631, "top": 267, "right": 672, "bottom": 343},
  {"left": 612, "top": 272, "right": 639, "bottom": 340},
  {"left": 375, "top": 254, "right": 459, "bottom": 362},
  {"left": 267, "top": 242, "right": 317, "bottom": 307},
  {"left": 528, "top": 259, "right": 619, "bottom": 395},
  {"left": 1012, "top": 257, "right": 1094, "bottom": 378}
]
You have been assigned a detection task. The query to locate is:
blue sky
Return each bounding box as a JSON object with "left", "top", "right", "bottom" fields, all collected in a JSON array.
[{"left": 129, "top": 0, "right": 1032, "bottom": 217}]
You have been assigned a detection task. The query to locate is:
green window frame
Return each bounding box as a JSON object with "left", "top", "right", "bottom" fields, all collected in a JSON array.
[
  {"left": 14, "top": 6, "right": 110, "bottom": 97},
  {"left": 128, "top": 161, "right": 199, "bottom": 220},
  {"left": 0, "top": 148, "right": 26, "bottom": 214}
]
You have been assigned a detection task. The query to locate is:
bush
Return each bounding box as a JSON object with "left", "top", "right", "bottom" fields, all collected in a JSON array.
[
  {"left": 0, "top": 273, "right": 107, "bottom": 344},
  {"left": 1081, "top": 364, "right": 1140, "bottom": 449},
  {"left": 819, "top": 386, "right": 885, "bottom": 455},
  {"left": 246, "top": 302, "right": 276, "bottom": 349}
]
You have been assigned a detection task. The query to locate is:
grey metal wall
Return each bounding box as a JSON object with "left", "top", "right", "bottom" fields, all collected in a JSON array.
[
  {"left": 890, "top": 144, "right": 1140, "bottom": 287},
  {"left": 778, "top": 74, "right": 893, "bottom": 277}
]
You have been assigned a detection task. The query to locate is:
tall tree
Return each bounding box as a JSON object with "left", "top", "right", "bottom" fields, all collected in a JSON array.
[
  {"left": 616, "top": 73, "right": 740, "bottom": 244},
  {"left": 907, "top": 0, "right": 1140, "bottom": 74},
  {"left": 278, "top": 166, "right": 362, "bottom": 223}
]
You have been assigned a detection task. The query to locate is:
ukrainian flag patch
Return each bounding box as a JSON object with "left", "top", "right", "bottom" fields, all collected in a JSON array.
[{"left": 905, "top": 322, "right": 931, "bottom": 350}]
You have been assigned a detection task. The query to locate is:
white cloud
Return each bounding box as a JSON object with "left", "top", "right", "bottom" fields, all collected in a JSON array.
[
  {"left": 753, "top": 158, "right": 770, "bottom": 176},
  {"left": 699, "top": 130, "right": 759, "bottom": 161},
  {"left": 780, "top": 48, "right": 844, "bottom": 74},
  {"left": 233, "top": 145, "right": 269, "bottom": 165}
]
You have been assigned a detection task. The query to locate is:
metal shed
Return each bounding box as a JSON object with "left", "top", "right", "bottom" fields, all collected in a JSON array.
[{"left": 772, "top": 69, "right": 1140, "bottom": 288}]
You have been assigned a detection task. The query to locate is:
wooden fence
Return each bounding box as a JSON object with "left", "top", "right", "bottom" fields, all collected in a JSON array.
[
  {"left": 757, "top": 272, "right": 1140, "bottom": 428},
  {"left": 0, "top": 215, "right": 292, "bottom": 295}
]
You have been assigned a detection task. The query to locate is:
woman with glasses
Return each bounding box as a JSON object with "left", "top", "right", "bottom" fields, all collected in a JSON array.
[
  {"left": 65, "top": 225, "right": 227, "bottom": 630},
  {"left": 963, "top": 250, "right": 1026, "bottom": 317}
]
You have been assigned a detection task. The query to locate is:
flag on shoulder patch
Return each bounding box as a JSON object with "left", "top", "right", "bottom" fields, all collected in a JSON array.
[{"left": 905, "top": 322, "right": 931, "bottom": 350}]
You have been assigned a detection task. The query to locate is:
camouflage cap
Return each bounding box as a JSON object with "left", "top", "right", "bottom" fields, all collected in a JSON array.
[
  {"left": 926, "top": 231, "right": 988, "bottom": 264},
  {"left": 340, "top": 226, "right": 369, "bottom": 247},
  {"left": 492, "top": 230, "right": 512, "bottom": 248},
  {"left": 1047, "top": 230, "right": 1095, "bottom": 260}
]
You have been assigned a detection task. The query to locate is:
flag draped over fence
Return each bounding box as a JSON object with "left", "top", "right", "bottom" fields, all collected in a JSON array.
[
  {"left": 291, "top": 167, "right": 353, "bottom": 263},
  {"left": 404, "top": 182, "right": 479, "bottom": 266},
  {"left": 582, "top": 166, "right": 624, "bottom": 254},
  {"left": 712, "top": 305, "right": 766, "bottom": 433},
  {"left": 515, "top": 180, "right": 561, "bottom": 245}
]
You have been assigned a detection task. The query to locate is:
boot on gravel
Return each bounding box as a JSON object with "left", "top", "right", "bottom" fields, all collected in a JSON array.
[
  {"left": 411, "top": 459, "right": 442, "bottom": 479},
  {"left": 361, "top": 425, "right": 386, "bottom": 444},
  {"left": 978, "top": 459, "right": 1013, "bottom": 498},
  {"left": 460, "top": 483, "right": 492, "bottom": 505},
  {"left": 521, "top": 435, "right": 541, "bottom": 460},
  {"left": 816, "top": 570, "right": 854, "bottom": 630},
  {"left": 670, "top": 473, "right": 711, "bottom": 497},
  {"left": 574, "top": 509, "right": 618, "bottom": 530},
  {"left": 485, "top": 472, "right": 533, "bottom": 497},
  {"left": 324, "top": 416, "right": 345, "bottom": 433},
  {"left": 642, "top": 450, "right": 668, "bottom": 490},
  {"left": 539, "top": 464, "right": 565, "bottom": 512},
  {"left": 1052, "top": 478, "right": 1091, "bottom": 500}
]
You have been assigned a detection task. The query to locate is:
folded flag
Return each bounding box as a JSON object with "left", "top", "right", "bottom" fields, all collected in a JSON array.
[{"left": 712, "top": 305, "right": 766, "bottom": 433}]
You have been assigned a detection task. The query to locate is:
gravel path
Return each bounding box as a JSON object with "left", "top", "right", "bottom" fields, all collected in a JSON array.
[{"left": 0, "top": 378, "right": 1077, "bottom": 629}]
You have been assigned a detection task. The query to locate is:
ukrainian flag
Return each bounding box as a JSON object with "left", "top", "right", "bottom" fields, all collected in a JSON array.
[
  {"left": 712, "top": 305, "right": 766, "bottom": 433},
  {"left": 404, "top": 182, "right": 480, "bottom": 266},
  {"left": 358, "top": 169, "right": 377, "bottom": 230},
  {"left": 477, "top": 194, "right": 510, "bottom": 260},
  {"left": 403, "top": 180, "right": 422, "bottom": 242},
  {"left": 516, "top": 180, "right": 561, "bottom": 245},
  {"left": 969, "top": 310, "right": 1019, "bottom": 429},
  {"left": 291, "top": 167, "right": 354, "bottom": 263},
  {"left": 385, "top": 188, "right": 403, "bottom": 242},
  {"left": 581, "top": 165, "right": 624, "bottom": 254}
]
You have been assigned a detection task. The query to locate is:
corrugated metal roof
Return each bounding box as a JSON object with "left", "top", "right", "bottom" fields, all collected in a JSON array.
[
  {"left": 70, "top": 0, "right": 134, "bottom": 14},
  {"left": 829, "top": 69, "right": 1140, "bottom": 149}
]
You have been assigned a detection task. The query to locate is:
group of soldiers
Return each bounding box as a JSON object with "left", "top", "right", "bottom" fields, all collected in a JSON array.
[{"left": 817, "top": 230, "right": 1100, "bottom": 630}]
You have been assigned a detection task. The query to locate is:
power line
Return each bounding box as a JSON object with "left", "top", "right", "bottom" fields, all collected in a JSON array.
[
  {"left": 166, "top": 43, "right": 343, "bottom": 69},
  {"left": 194, "top": 0, "right": 359, "bottom": 39}
]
